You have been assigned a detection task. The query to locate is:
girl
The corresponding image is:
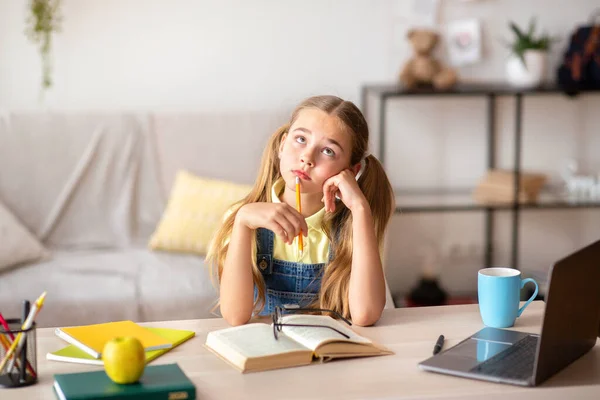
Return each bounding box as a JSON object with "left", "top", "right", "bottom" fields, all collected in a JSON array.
[{"left": 208, "top": 95, "right": 394, "bottom": 326}]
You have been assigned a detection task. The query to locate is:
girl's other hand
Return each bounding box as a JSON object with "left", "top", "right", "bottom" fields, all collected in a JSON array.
[
  {"left": 236, "top": 203, "right": 308, "bottom": 244},
  {"left": 322, "top": 169, "right": 368, "bottom": 213}
]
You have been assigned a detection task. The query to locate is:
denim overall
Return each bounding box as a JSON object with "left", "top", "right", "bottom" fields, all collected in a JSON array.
[{"left": 255, "top": 228, "right": 330, "bottom": 316}]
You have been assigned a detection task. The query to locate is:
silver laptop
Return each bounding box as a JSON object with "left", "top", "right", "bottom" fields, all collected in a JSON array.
[{"left": 419, "top": 239, "right": 600, "bottom": 386}]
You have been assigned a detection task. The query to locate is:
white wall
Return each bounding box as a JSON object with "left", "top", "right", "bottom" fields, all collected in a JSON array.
[
  {"left": 0, "top": 0, "right": 392, "bottom": 111},
  {"left": 1, "top": 0, "right": 599, "bottom": 300}
]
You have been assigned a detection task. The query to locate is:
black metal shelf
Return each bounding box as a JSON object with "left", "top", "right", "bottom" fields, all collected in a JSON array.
[
  {"left": 363, "top": 82, "right": 600, "bottom": 98},
  {"left": 395, "top": 189, "right": 600, "bottom": 213},
  {"left": 362, "top": 81, "right": 600, "bottom": 270}
]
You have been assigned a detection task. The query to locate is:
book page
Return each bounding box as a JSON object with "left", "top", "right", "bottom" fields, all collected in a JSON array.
[
  {"left": 206, "top": 323, "right": 309, "bottom": 359},
  {"left": 279, "top": 315, "right": 371, "bottom": 351}
]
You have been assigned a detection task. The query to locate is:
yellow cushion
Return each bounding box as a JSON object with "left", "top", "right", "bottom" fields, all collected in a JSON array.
[{"left": 149, "top": 170, "right": 252, "bottom": 255}]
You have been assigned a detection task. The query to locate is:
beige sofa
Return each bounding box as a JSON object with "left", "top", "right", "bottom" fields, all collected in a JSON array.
[{"left": 0, "top": 112, "right": 394, "bottom": 328}]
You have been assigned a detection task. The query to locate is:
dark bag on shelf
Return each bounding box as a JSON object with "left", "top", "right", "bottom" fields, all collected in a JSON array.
[{"left": 557, "top": 10, "right": 600, "bottom": 94}]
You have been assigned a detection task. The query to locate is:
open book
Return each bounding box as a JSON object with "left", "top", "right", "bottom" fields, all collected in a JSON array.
[{"left": 204, "top": 314, "right": 392, "bottom": 373}]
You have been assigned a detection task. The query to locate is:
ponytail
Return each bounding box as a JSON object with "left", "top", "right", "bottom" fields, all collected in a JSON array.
[
  {"left": 356, "top": 154, "right": 395, "bottom": 246},
  {"left": 207, "top": 123, "right": 290, "bottom": 315},
  {"left": 318, "top": 154, "right": 394, "bottom": 318}
]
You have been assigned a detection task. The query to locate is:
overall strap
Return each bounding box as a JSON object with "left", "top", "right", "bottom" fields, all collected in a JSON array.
[
  {"left": 256, "top": 228, "right": 274, "bottom": 274},
  {"left": 256, "top": 228, "right": 274, "bottom": 255}
]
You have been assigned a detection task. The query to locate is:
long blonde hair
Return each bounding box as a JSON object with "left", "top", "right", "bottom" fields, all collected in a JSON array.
[{"left": 207, "top": 95, "right": 395, "bottom": 318}]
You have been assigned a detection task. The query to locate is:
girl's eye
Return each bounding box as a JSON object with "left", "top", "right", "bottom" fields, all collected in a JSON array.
[
  {"left": 322, "top": 148, "right": 335, "bottom": 157},
  {"left": 295, "top": 136, "right": 306, "bottom": 144}
]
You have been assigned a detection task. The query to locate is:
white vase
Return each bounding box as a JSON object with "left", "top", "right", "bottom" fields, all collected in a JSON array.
[{"left": 505, "top": 50, "right": 547, "bottom": 88}]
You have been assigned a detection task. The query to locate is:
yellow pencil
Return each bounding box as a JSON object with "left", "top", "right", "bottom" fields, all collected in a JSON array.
[
  {"left": 0, "top": 335, "right": 29, "bottom": 376},
  {"left": 0, "top": 291, "right": 46, "bottom": 374},
  {"left": 0, "top": 335, "right": 12, "bottom": 354},
  {"left": 295, "top": 177, "right": 303, "bottom": 257},
  {"left": 0, "top": 336, "right": 15, "bottom": 372}
]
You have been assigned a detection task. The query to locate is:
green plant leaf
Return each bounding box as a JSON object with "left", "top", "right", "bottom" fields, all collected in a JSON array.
[
  {"left": 527, "top": 17, "right": 537, "bottom": 37},
  {"left": 510, "top": 22, "right": 527, "bottom": 42},
  {"left": 25, "top": 0, "right": 61, "bottom": 91},
  {"left": 505, "top": 17, "right": 554, "bottom": 65}
]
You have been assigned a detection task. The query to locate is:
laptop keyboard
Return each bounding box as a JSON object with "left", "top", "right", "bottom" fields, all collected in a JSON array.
[{"left": 469, "top": 335, "right": 538, "bottom": 381}]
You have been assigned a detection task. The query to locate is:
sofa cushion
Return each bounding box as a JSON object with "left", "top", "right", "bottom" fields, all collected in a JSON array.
[
  {"left": 135, "top": 249, "right": 219, "bottom": 321},
  {"left": 149, "top": 170, "right": 251, "bottom": 256},
  {"left": 0, "top": 200, "right": 48, "bottom": 272},
  {"left": 0, "top": 113, "right": 148, "bottom": 249},
  {"left": 150, "top": 112, "right": 288, "bottom": 194},
  {"left": 0, "top": 247, "right": 218, "bottom": 328},
  {"left": 0, "top": 249, "right": 139, "bottom": 328}
]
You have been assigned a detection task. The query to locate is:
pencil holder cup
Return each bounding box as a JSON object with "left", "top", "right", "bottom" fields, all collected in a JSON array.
[{"left": 0, "top": 319, "right": 38, "bottom": 388}]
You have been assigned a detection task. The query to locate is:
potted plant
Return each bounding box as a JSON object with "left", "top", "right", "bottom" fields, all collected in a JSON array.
[
  {"left": 504, "top": 18, "right": 553, "bottom": 88},
  {"left": 26, "top": 0, "right": 62, "bottom": 91}
]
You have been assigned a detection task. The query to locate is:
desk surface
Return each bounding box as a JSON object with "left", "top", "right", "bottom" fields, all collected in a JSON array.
[{"left": 6, "top": 301, "right": 600, "bottom": 400}]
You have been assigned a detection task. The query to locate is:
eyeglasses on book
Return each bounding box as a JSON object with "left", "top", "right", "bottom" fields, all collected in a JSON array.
[{"left": 271, "top": 305, "right": 352, "bottom": 340}]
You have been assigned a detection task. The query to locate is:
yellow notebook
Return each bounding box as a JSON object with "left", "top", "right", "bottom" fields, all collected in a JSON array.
[
  {"left": 47, "top": 327, "right": 195, "bottom": 366},
  {"left": 55, "top": 321, "right": 173, "bottom": 359}
]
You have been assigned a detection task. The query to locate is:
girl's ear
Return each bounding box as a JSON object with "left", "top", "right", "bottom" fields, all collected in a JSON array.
[
  {"left": 278, "top": 133, "right": 287, "bottom": 157},
  {"left": 352, "top": 162, "right": 362, "bottom": 178},
  {"left": 353, "top": 159, "right": 367, "bottom": 181}
]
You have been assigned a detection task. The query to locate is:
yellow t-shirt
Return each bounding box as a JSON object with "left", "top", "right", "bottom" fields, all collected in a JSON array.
[
  {"left": 222, "top": 179, "right": 330, "bottom": 263},
  {"left": 270, "top": 179, "right": 329, "bottom": 264}
]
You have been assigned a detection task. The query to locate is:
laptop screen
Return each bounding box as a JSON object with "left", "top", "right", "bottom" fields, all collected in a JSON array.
[{"left": 533, "top": 240, "right": 600, "bottom": 385}]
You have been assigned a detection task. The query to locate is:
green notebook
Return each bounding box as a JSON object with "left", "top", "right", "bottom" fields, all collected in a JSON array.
[
  {"left": 47, "top": 327, "right": 195, "bottom": 366},
  {"left": 53, "top": 363, "right": 195, "bottom": 400}
]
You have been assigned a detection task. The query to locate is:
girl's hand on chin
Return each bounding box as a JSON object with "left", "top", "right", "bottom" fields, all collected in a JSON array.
[
  {"left": 237, "top": 203, "right": 308, "bottom": 244},
  {"left": 322, "top": 169, "right": 367, "bottom": 213}
]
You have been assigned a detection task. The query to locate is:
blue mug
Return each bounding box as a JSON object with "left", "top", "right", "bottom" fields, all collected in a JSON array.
[{"left": 478, "top": 267, "right": 538, "bottom": 328}]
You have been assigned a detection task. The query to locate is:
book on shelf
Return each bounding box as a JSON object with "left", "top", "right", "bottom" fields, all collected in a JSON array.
[
  {"left": 47, "top": 326, "right": 195, "bottom": 366},
  {"left": 473, "top": 169, "right": 548, "bottom": 204},
  {"left": 53, "top": 363, "right": 195, "bottom": 400},
  {"left": 55, "top": 321, "right": 173, "bottom": 359},
  {"left": 204, "top": 314, "right": 392, "bottom": 373}
]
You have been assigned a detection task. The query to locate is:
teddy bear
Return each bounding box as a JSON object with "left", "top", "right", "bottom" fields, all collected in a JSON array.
[{"left": 399, "top": 28, "right": 458, "bottom": 90}]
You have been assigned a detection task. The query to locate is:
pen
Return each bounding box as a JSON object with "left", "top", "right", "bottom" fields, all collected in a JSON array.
[
  {"left": 0, "top": 312, "right": 15, "bottom": 341},
  {"left": 0, "top": 311, "right": 36, "bottom": 378},
  {"left": 295, "top": 177, "right": 303, "bottom": 257},
  {"left": 0, "top": 336, "right": 12, "bottom": 357},
  {"left": 19, "top": 300, "right": 31, "bottom": 380},
  {"left": 433, "top": 334, "right": 445, "bottom": 355},
  {"left": 0, "top": 291, "right": 46, "bottom": 374}
]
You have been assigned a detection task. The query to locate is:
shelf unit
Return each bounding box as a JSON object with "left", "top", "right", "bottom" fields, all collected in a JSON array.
[{"left": 361, "top": 82, "right": 600, "bottom": 271}]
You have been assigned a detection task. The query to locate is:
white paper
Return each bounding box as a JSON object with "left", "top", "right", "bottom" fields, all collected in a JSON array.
[
  {"left": 207, "top": 323, "right": 307, "bottom": 358},
  {"left": 446, "top": 19, "right": 482, "bottom": 66},
  {"left": 280, "top": 315, "right": 371, "bottom": 351},
  {"left": 393, "top": 0, "right": 440, "bottom": 27},
  {"left": 412, "top": 0, "right": 440, "bottom": 27}
]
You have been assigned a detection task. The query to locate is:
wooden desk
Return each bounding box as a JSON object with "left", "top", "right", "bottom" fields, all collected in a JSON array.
[{"left": 5, "top": 301, "right": 600, "bottom": 399}]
